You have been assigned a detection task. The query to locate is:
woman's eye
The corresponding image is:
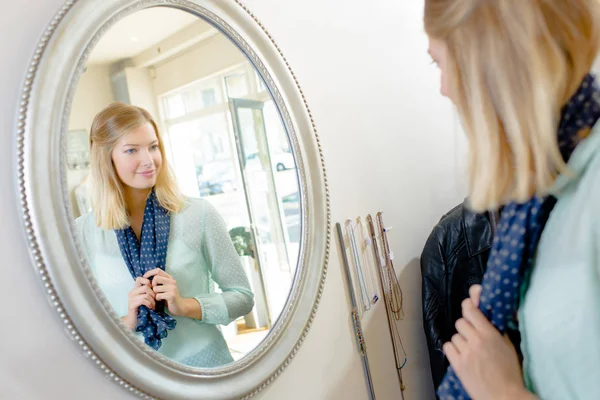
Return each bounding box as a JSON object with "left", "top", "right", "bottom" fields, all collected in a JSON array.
[
  {"left": 125, "top": 148, "right": 136, "bottom": 154},
  {"left": 150, "top": 144, "right": 159, "bottom": 150}
]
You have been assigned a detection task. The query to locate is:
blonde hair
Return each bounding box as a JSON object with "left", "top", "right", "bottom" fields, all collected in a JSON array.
[
  {"left": 89, "top": 101, "right": 184, "bottom": 230},
  {"left": 424, "top": 0, "right": 600, "bottom": 211}
]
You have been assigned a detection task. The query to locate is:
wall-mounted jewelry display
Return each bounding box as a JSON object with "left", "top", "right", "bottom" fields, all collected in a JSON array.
[
  {"left": 368, "top": 213, "right": 407, "bottom": 399},
  {"left": 336, "top": 211, "right": 408, "bottom": 400}
]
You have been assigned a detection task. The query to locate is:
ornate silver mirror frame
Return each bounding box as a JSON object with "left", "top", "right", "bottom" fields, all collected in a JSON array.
[{"left": 15, "top": 0, "right": 330, "bottom": 398}]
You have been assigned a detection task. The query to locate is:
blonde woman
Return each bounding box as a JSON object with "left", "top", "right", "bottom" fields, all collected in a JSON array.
[
  {"left": 76, "top": 102, "right": 254, "bottom": 368},
  {"left": 424, "top": 1, "right": 600, "bottom": 399}
]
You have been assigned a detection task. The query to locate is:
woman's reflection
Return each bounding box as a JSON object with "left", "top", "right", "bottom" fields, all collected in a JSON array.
[{"left": 75, "top": 101, "right": 255, "bottom": 368}]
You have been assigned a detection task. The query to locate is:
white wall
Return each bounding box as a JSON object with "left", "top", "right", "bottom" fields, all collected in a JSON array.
[
  {"left": 68, "top": 66, "right": 114, "bottom": 131},
  {"left": 1, "top": 1, "right": 467, "bottom": 399},
  {"left": 153, "top": 33, "right": 246, "bottom": 95},
  {"left": 125, "top": 67, "right": 159, "bottom": 119},
  {"left": 66, "top": 66, "right": 115, "bottom": 216}
]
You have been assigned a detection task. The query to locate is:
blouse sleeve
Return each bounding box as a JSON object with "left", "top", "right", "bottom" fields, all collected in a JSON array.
[{"left": 194, "top": 201, "right": 255, "bottom": 325}]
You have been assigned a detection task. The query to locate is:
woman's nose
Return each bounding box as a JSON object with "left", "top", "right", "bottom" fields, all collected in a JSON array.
[{"left": 139, "top": 150, "right": 153, "bottom": 166}]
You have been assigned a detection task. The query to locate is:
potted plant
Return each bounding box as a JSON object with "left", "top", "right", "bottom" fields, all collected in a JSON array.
[
  {"left": 229, "top": 226, "right": 254, "bottom": 258},
  {"left": 228, "top": 226, "right": 268, "bottom": 329}
]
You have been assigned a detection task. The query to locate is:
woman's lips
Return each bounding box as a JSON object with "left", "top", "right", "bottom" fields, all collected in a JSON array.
[{"left": 138, "top": 170, "right": 155, "bottom": 178}]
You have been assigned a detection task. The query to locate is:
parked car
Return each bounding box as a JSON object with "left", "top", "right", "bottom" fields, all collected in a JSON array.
[
  {"left": 196, "top": 162, "right": 236, "bottom": 196},
  {"left": 246, "top": 151, "right": 296, "bottom": 172}
]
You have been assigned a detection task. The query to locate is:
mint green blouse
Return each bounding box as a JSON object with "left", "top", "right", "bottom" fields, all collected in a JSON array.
[
  {"left": 518, "top": 123, "right": 600, "bottom": 399},
  {"left": 76, "top": 197, "right": 255, "bottom": 367}
]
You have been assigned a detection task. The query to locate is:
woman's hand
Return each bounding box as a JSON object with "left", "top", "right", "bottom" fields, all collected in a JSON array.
[
  {"left": 143, "top": 269, "right": 201, "bottom": 319},
  {"left": 443, "top": 285, "right": 535, "bottom": 400},
  {"left": 122, "top": 277, "right": 155, "bottom": 330}
]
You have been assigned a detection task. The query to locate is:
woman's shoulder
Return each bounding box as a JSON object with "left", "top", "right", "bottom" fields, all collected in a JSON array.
[
  {"left": 73, "top": 211, "right": 100, "bottom": 257},
  {"left": 170, "top": 197, "right": 227, "bottom": 246},
  {"left": 553, "top": 124, "right": 600, "bottom": 200},
  {"left": 178, "top": 196, "right": 220, "bottom": 218},
  {"left": 175, "top": 197, "right": 228, "bottom": 237},
  {"left": 576, "top": 127, "right": 600, "bottom": 207},
  {"left": 74, "top": 210, "right": 95, "bottom": 233},
  {"left": 551, "top": 126, "right": 600, "bottom": 235}
]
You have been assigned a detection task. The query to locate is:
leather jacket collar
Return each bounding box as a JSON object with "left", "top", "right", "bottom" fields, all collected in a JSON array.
[{"left": 461, "top": 203, "right": 501, "bottom": 257}]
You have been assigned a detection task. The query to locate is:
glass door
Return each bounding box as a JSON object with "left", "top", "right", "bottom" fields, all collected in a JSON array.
[{"left": 229, "top": 98, "right": 292, "bottom": 322}]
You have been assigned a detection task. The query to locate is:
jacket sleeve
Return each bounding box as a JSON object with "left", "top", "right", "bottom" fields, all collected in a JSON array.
[{"left": 420, "top": 227, "right": 450, "bottom": 393}]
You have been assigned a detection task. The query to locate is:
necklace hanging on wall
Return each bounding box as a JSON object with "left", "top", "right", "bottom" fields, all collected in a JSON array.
[
  {"left": 345, "top": 219, "right": 371, "bottom": 315},
  {"left": 345, "top": 219, "right": 378, "bottom": 316},
  {"left": 367, "top": 213, "right": 407, "bottom": 398},
  {"left": 348, "top": 218, "right": 380, "bottom": 306},
  {"left": 336, "top": 222, "right": 377, "bottom": 400},
  {"left": 376, "top": 212, "right": 404, "bottom": 321}
]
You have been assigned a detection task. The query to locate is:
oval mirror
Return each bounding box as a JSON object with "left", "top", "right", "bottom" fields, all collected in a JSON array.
[
  {"left": 69, "top": 6, "right": 302, "bottom": 367},
  {"left": 16, "top": 1, "right": 329, "bottom": 398}
]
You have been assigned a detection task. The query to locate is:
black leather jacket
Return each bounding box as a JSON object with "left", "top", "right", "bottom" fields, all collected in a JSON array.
[{"left": 420, "top": 201, "right": 499, "bottom": 392}]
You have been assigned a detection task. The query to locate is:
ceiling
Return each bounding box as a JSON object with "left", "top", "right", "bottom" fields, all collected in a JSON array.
[{"left": 87, "top": 7, "right": 201, "bottom": 65}]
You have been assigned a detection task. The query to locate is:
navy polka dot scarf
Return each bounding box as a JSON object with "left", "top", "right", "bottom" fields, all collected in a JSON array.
[
  {"left": 115, "top": 189, "right": 176, "bottom": 350},
  {"left": 438, "top": 74, "right": 600, "bottom": 399}
]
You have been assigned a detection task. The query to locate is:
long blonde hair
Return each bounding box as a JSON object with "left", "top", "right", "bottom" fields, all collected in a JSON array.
[
  {"left": 424, "top": 0, "right": 600, "bottom": 211},
  {"left": 89, "top": 101, "right": 184, "bottom": 230}
]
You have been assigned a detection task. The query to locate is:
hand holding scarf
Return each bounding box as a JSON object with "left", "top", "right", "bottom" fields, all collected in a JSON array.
[{"left": 115, "top": 190, "right": 176, "bottom": 350}]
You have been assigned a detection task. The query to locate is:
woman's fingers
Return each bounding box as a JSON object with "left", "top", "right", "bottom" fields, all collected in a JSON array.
[
  {"left": 455, "top": 317, "right": 477, "bottom": 340},
  {"left": 134, "top": 294, "right": 155, "bottom": 310},
  {"left": 152, "top": 276, "right": 174, "bottom": 287},
  {"left": 147, "top": 286, "right": 156, "bottom": 299},
  {"left": 156, "top": 293, "right": 172, "bottom": 301},
  {"left": 130, "top": 274, "right": 174, "bottom": 312},
  {"left": 134, "top": 277, "right": 151, "bottom": 287},
  {"left": 131, "top": 286, "right": 147, "bottom": 296},
  {"left": 131, "top": 285, "right": 155, "bottom": 297},
  {"left": 462, "top": 297, "right": 495, "bottom": 333},
  {"left": 443, "top": 341, "right": 460, "bottom": 364},
  {"left": 144, "top": 298, "right": 155, "bottom": 310},
  {"left": 143, "top": 269, "right": 171, "bottom": 280},
  {"left": 155, "top": 290, "right": 174, "bottom": 301},
  {"left": 132, "top": 297, "right": 147, "bottom": 310},
  {"left": 146, "top": 294, "right": 156, "bottom": 309},
  {"left": 451, "top": 333, "right": 468, "bottom": 354},
  {"left": 142, "top": 269, "right": 160, "bottom": 279},
  {"left": 469, "top": 284, "right": 483, "bottom": 307},
  {"left": 153, "top": 284, "right": 167, "bottom": 293}
]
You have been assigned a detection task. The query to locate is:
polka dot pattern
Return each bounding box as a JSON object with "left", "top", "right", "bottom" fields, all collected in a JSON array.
[
  {"left": 179, "top": 341, "right": 234, "bottom": 368},
  {"left": 115, "top": 190, "right": 176, "bottom": 351},
  {"left": 438, "top": 74, "right": 600, "bottom": 399}
]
